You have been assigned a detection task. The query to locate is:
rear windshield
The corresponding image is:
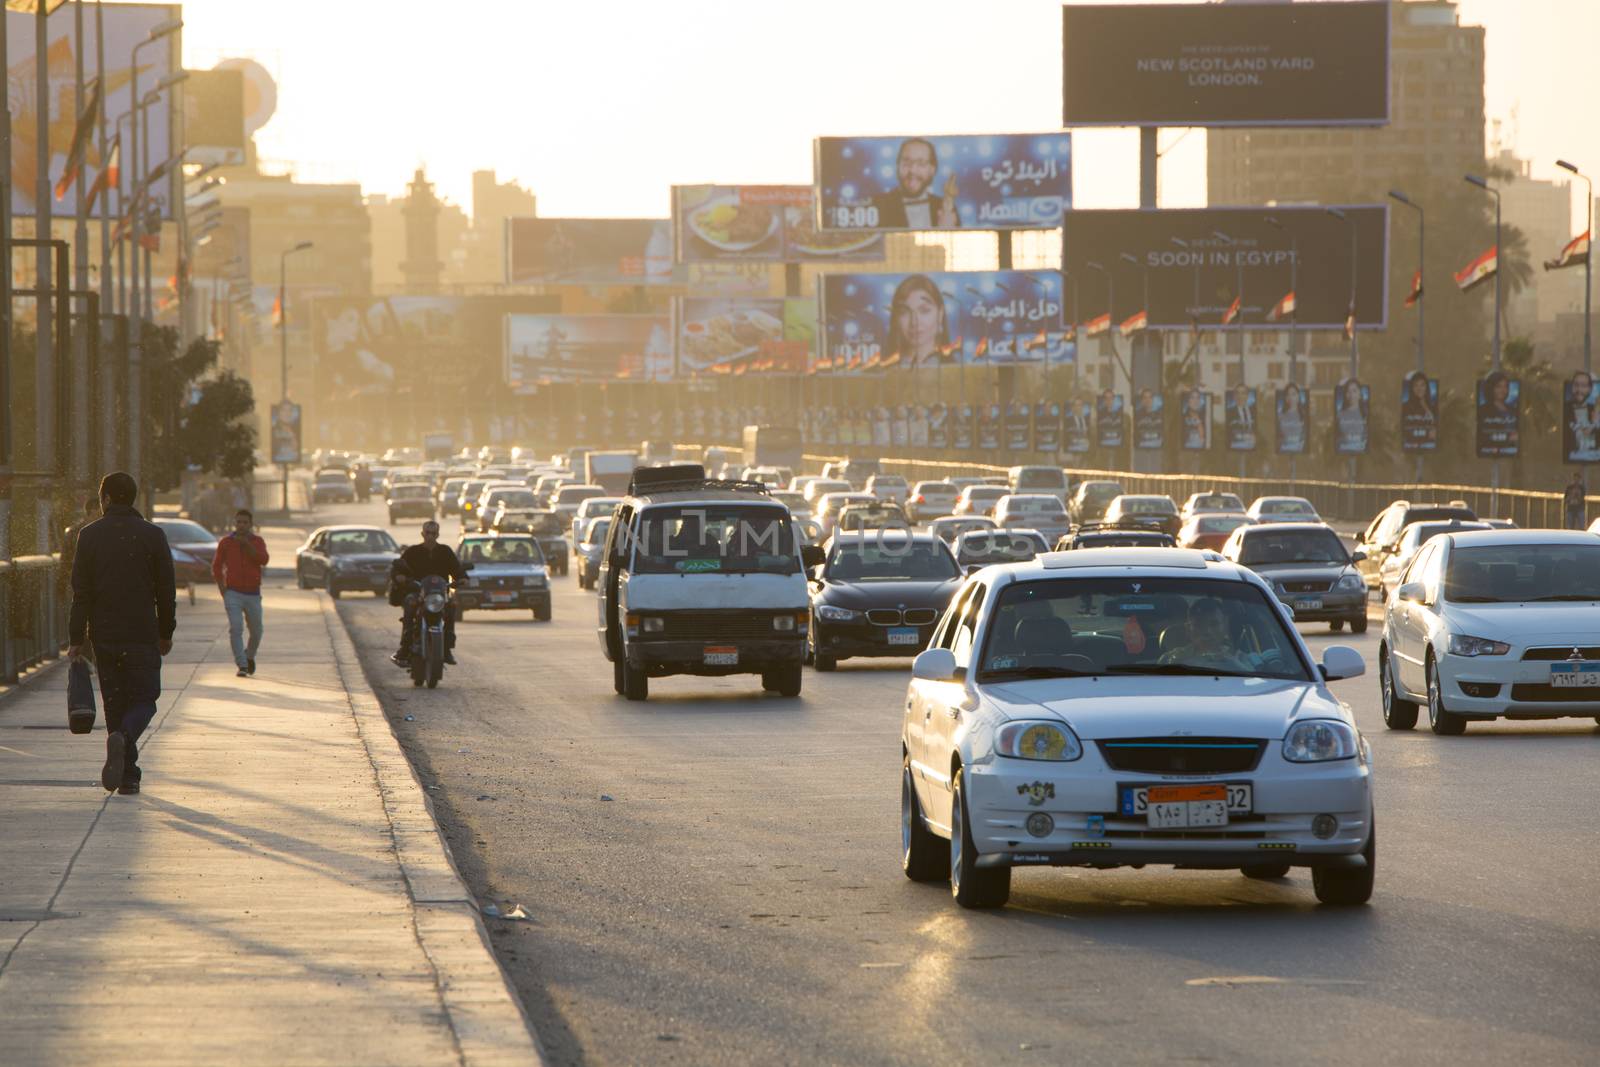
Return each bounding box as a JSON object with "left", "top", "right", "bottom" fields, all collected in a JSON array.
[
  {"left": 556, "top": 487, "right": 605, "bottom": 504},
  {"left": 631, "top": 505, "right": 799, "bottom": 575},
  {"left": 1445, "top": 543, "right": 1600, "bottom": 602},
  {"left": 1011, "top": 497, "right": 1066, "bottom": 514},
  {"left": 1263, "top": 499, "right": 1317, "bottom": 514},
  {"left": 490, "top": 490, "right": 537, "bottom": 508},
  {"left": 825, "top": 539, "right": 959, "bottom": 581},
  {"left": 1238, "top": 528, "right": 1348, "bottom": 565},
  {"left": 327, "top": 530, "right": 398, "bottom": 555},
  {"left": 1193, "top": 493, "right": 1242, "bottom": 510},
  {"left": 1198, "top": 515, "right": 1253, "bottom": 534},
  {"left": 1084, "top": 484, "right": 1122, "bottom": 501},
  {"left": 958, "top": 532, "right": 1041, "bottom": 565},
  {"left": 1407, "top": 506, "right": 1477, "bottom": 525},
  {"left": 460, "top": 538, "right": 545, "bottom": 565},
  {"left": 1121, "top": 498, "right": 1175, "bottom": 514},
  {"left": 392, "top": 485, "right": 431, "bottom": 498},
  {"left": 1017, "top": 469, "right": 1067, "bottom": 489}
]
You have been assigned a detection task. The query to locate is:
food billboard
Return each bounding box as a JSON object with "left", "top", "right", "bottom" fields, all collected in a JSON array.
[
  {"left": 675, "top": 298, "right": 816, "bottom": 376},
  {"left": 673, "top": 185, "right": 883, "bottom": 263}
]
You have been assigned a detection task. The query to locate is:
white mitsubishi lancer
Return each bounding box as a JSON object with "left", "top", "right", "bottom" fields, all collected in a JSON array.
[{"left": 901, "top": 549, "right": 1374, "bottom": 909}]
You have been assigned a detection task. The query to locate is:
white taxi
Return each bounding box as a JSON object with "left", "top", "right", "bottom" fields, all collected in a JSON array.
[{"left": 901, "top": 548, "right": 1374, "bottom": 909}]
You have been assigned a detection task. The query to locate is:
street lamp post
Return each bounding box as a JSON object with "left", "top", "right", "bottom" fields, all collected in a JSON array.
[
  {"left": 1465, "top": 173, "right": 1503, "bottom": 510},
  {"left": 1086, "top": 259, "right": 1115, "bottom": 465},
  {"left": 279, "top": 241, "right": 314, "bottom": 511},
  {"left": 1326, "top": 207, "right": 1360, "bottom": 512},
  {"left": 1388, "top": 190, "right": 1425, "bottom": 483},
  {"left": 1556, "top": 160, "right": 1592, "bottom": 375},
  {"left": 1120, "top": 251, "right": 1150, "bottom": 470},
  {"left": 1266, "top": 217, "right": 1300, "bottom": 487},
  {"left": 1212, "top": 230, "right": 1247, "bottom": 481}
]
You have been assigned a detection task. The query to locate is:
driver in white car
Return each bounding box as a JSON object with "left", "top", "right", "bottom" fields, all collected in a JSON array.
[{"left": 1160, "top": 597, "right": 1253, "bottom": 673}]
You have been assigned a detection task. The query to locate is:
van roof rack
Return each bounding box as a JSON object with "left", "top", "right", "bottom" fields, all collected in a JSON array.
[{"left": 627, "top": 464, "right": 771, "bottom": 497}]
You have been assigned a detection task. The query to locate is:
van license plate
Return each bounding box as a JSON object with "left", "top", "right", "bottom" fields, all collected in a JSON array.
[
  {"left": 887, "top": 628, "right": 920, "bottom": 645},
  {"left": 703, "top": 646, "right": 738, "bottom": 665}
]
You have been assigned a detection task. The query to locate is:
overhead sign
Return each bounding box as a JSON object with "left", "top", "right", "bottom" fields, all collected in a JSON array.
[
  {"left": 814, "top": 133, "right": 1072, "bottom": 232},
  {"left": 1060, "top": 207, "right": 1389, "bottom": 332},
  {"left": 817, "top": 270, "right": 1067, "bottom": 372},
  {"left": 1060, "top": 1, "right": 1391, "bottom": 127},
  {"left": 504, "top": 314, "right": 673, "bottom": 389},
  {"left": 184, "top": 67, "right": 247, "bottom": 166},
  {"left": 673, "top": 185, "right": 883, "bottom": 263},
  {"left": 505, "top": 218, "right": 683, "bottom": 287}
]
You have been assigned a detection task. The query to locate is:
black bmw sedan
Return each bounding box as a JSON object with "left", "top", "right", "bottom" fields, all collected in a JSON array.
[{"left": 807, "top": 531, "right": 962, "bottom": 671}]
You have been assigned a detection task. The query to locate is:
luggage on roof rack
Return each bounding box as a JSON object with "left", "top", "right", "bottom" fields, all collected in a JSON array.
[{"left": 627, "top": 464, "right": 770, "bottom": 497}]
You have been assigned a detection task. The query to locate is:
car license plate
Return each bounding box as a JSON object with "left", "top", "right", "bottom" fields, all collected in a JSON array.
[
  {"left": 1143, "top": 785, "right": 1229, "bottom": 828},
  {"left": 1549, "top": 663, "right": 1600, "bottom": 687},
  {"left": 489, "top": 592, "right": 514, "bottom": 603},
  {"left": 703, "top": 646, "right": 738, "bottom": 666},
  {"left": 887, "top": 627, "right": 920, "bottom": 646},
  {"left": 1120, "top": 782, "right": 1251, "bottom": 818},
  {"left": 1297, "top": 597, "right": 1323, "bottom": 611}
]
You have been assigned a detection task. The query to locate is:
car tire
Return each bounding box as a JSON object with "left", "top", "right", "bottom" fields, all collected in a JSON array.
[
  {"left": 612, "top": 656, "right": 624, "bottom": 695},
  {"left": 1329, "top": 619, "right": 1345, "bottom": 632},
  {"left": 296, "top": 565, "right": 309, "bottom": 590},
  {"left": 762, "top": 663, "right": 802, "bottom": 697},
  {"left": 325, "top": 575, "right": 341, "bottom": 601},
  {"left": 949, "top": 765, "right": 1009, "bottom": 909},
  {"left": 1426, "top": 655, "right": 1467, "bottom": 736},
  {"left": 1380, "top": 646, "right": 1419, "bottom": 730},
  {"left": 902, "top": 756, "right": 949, "bottom": 884},
  {"left": 622, "top": 660, "right": 649, "bottom": 701},
  {"left": 1350, "top": 614, "right": 1369, "bottom": 635},
  {"left": 813, "top": 651, "right": 837, "bottom": 672},
  {"left": 1312, "top": 819, "right": 1376, "bottom": 906},
  {"left": 1241, "top": 862, "right": 1292, "bottom": 880},
  {"left": 533, "top": 604, "right": 552, "bottom": 622}
]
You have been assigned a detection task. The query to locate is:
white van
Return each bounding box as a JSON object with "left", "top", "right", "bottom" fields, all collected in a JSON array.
[
  {"left": 1008, "top": 464, "right": 1071, "bottom": 504},
  {"left": 596, "top": 465, "right": 821, "bottom": 701}
]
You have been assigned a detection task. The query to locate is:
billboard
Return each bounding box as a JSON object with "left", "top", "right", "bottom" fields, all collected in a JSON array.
[
  {"left": 1225, "top": 386, "right": 1258, "bottom": 452},
  {"left": 1476, "top": 373, "right": 1520, "bottom": 459},
  {"left": 814, "top": 133, "right": 1072, "bottom": 232},
  {"left": 1132, "top": 389, "right": 1164, "bottom": 451},
  {"left": 505, "top": 218, "right": 683, "bottom": 287},
  {"left": 673, "top": 185, "right": 883, "bottom": 263},
  {"left": 1400, "top": 372, "right": 1440, "bottom": 453},
  {"left": 1034, "top": 402, "right": 1061, "bottom": 453},
  {"left": 6, "top": 3, "right": 179, "bottom": 220},
  {"left": 676, "top": 297, "right": 815, "bottom": 376},
  {"left": 1096, "top": 391, "right": 1125, "bottom": 449},
  {"left": 1563, "top": 371, "right": 1600, "bottom": 463},
  {"left": 269, "top": 401, "right": 301, "bottom": 466},
  {"left": 1180, "top": 389, "right": 1211, "bottom": 451},
  {"left": 1061, "top": 207, "right": 1389, "bottom": 332},
  {"left": 1334, "top": 379, "right": 1370, "bottom": 456},
  {"left": 184, "top": 67, "right": 247, "bottom": 166},
  {"left": 1060, "top": 1, "right": 1390, "bottom": 127},
  {"left": 505, "top": 314, "right": 672, "bottom": 389},
  {"left": 817, "top": 270, "right": 1065, "bottom": 372},
  {"left": 1064, "top": 398, "right": 1093, "bottom": 454},
  {"left": 1276, "top": 385, "right": 1309, "bottom": 455}
]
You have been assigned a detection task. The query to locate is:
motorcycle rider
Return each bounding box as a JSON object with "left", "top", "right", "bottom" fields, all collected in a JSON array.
[{"left": 390, "top": 520, "right": 465, "bottom": 667}]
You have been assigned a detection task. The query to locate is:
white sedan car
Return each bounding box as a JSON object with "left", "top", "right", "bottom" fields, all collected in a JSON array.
[
  {"left": 1379, "top": 529, "right": 1600, "bottom": 734},
  {"left": 1247, "top": 496, "right": 1322, "bottom": 524},
  {"left": 902, "top": 548, "right": 1373, "bottom": 909}
]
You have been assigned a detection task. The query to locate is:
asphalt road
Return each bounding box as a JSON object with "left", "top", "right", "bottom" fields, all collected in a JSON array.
[{"left": 309, "top": 501, "right": 1600, "bottom": 1067}]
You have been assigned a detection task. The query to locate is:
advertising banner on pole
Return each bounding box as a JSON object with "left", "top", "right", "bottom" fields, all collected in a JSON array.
[
  {"left": 1225, "top": 386, "right": 1259, "bottom": 452},
  {"left": 1400, "top": 372, "right": 1440, "bottom": 453},
  {"left": 1334, "top": 379, "right": 1371, "bottom": 455},
  {"left": 1033, "top": 402, "right": 1060, "bottom": 453},
  {"left": 270, "top": 400, "right": 301, "bottom": 465},
  {"left": 1064, "top": 397, "right": 1093, "bottom": 454},
  {"left": 1476, "top": 373, "right": 1520, "bottom": 458},
  {"left": 1275, "top": 385, "right": 1309, "bottom": 455},
  {"left": 1061, "top": 1, "right": 1390, "bottom": 127},
  {"left": 676, "top": 297, "right": 814, "bottom": 376},
  {"left": 1005, "top": 403, "right": 1031, "bottom": 452},
  {"left": 953, "top": 405, "right": 975, "bottom": 451},
  {"left": 1133, "top": 390, "right": 1164, "bottom": 451},
  {"left": 504, "top": 314, "right": 673, "bottom": 389},
  {"left": 817, "top": 270, "right": 1065, "bottom": 372},
  {"left": 1562, "top": 371, "right": 1600, "bottom": 463},
  {"left": 1096, "top": 391, "right": 1125, "bottom": 450},
  {"left": 673, "top": 184, "right": 883, "bottom": 263},
  {"left": 928, "top": 404, "right": 949, "bottom": 450},
  {"left": 505, "top": 218, "right": 683, "bottom": 286},
  {"left": 814, "top": 133, "right": 1072, "bottom": 232},
  {"left": 1180, "top": 389, "right": 1211, "bottom": 451},
  {"left": 1060, "top": 207, "right": 1389, "bottom": 332}
]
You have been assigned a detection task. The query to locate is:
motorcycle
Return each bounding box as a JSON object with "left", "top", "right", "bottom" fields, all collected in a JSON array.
[{"left": 404, "top": 573, "right": 456, "bottom": 688}]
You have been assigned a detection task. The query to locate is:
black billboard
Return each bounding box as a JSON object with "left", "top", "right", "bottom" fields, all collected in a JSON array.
[
  {"left": 1061, "top": 206, "right": 1389, "bottom": 332},
  {"left": 1061, "top": 1, "right": 1390, "bottom": 127}
]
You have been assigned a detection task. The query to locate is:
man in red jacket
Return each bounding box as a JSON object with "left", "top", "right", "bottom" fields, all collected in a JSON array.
[{"left": 212, "top": 508, "right": 270, "bottom": 677}]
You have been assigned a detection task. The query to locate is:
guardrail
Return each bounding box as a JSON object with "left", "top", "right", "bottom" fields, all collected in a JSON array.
[{"left": 0, "top": 554, "right": 67, "bottom": 685}]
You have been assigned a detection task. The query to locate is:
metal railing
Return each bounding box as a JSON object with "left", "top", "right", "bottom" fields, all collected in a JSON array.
[{"left": 0, "top": 554, "right": 67, "bottom": 685}]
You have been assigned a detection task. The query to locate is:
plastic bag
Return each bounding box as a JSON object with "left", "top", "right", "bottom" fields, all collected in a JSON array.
[{"left": 67, "top": 658, "right": 97, "bottom": 734}]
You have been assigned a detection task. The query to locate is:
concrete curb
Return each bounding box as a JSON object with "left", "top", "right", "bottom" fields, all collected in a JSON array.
[{"left": 319, "top": 593, "right": 547, "bottom": 1067}]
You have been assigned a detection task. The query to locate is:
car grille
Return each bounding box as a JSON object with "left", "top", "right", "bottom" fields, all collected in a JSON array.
[
  {"left": 1521, "top": 647, "right": 1600, "bottom": 661},
  {"left": 661, "top": 612, "right": 780, "bottom": 639},
  {"left": 864, "top": 608, "right": 938, "bottom": 626},
  {"left": 475, "top": 576, "right": 522, "bottom": 591},
  {"left": 1508, "top": 684, "right": 1600, "bottom": 703},
  {"left": 1098, "top": 738, "right": 1265, "bottom": 775},
  {"left": 1281, "top": 581, "right": 1331, "bottom": 594}
]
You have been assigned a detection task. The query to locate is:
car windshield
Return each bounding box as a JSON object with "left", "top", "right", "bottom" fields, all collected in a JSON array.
[
  {"left": 460, "top": 538, "right": 545, "bottom": 565},
  {"left": 1444, "top": 543, "right": 1600, "bottom": 602},
  {"left": 632, "top": 505, "right": 799, "bottom": 575},
  {"left": 1122, "top": 498, "right": 1174, "bottom": 514},
  {"left": 1198, "top": 515, "right": 1252, "bottom": 534},
  {"left": 1265, "top": 499, "right": 1315, "bottom": 515},
  {"left": 958, "top": 532, "right": 1040, "bottom": 565},
  {"left": 1017, "top": 470, "right": 1066, "bottom": 489},
  {"left": 1012, "top": 497, "right": 1065, "bottom": 514},
  {"left": 1238, "top": 529, "right": 1348, "bottom": 565},
  {"left": 393, "top": 485, "right": 431, "bottom": 498},
  {"left": 1193, "top": 494, "right": 1243, "bottom": 511},
  {"left": 315, "top": 472, "right": 346, "bottom": 484},
  {"left": 327, "top": 530, "right": 397, "bottom": 555},
  {"left": 158, "top": 520, "right": 214, "bottom": 543},
  {"left": 1405, "top": 523, "right": 1485, "bottom": 551},
  {"left": 492, "top": 491, "right": 537, "bottom": 509},
  {"left": 825, "top": 538, "right": 959, "bottom": 581},
  {"left": 1084, "top": 484, "right": 1122, "bottom": 502},
  {"left": 970, "top": 488, "right": 1005, "bottom": 502},
  {"left": 934, "top": 519, "right": 994, "bottom": 542},
  {"left": 514, "top": 512, "right": 565, "bottom": 536},
  {"left": 584, "top": 520, "right": 611, "bottom": 546},
  {"left": 977, "top": 577, "right": 1311, "bottom": 682}
]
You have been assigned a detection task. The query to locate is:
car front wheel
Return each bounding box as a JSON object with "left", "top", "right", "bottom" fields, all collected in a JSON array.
[
  {"left": 1312, "top": 819, "right": 1376, "bottom": 906},
  {"left": 622, "top": 660, "right": 649, "bottom": 701},
  {"left": 325, "top": 574, "right": 341, "bottom": 601},
  {"left": 1426, "top": 655, "right": 1467, "bottom": 735},
  {"left": 1380, "top": 646, "right": 1419, "bottom": 730},
  {"left": 902, "top": 757, "right": 949, "bottom": 882},
  {"left": 949, "top": 765, "right": 1010, "bottom": 909}
]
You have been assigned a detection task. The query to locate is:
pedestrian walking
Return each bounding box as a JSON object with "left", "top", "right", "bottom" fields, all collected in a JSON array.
[
  {"left": 213, "top": 508, "right": 270, "bottom": 677},
  {"left": 67, "top": 472, "right": 177, "bottom": 796},
  {"left": 1564, "top": 472, "right": 1588, "bottom": 530}
]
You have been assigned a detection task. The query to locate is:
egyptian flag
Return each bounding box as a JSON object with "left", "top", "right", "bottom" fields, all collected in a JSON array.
[
  {"left": 1083, "top": 312, "right": 1111, "bottom": 337},
  {"left": 973, "top": 336, "right": 990, "bottom": 360},
  {"left": 1026, "top": 328, "right": 1048, "bottom": 351},
  {"left": 1544, "top": 231, "right": 1590, "bottom": 272},
  {"left": 53, "top": 78, "right": 102, "bottom": 201},
  {"left": 271, "top": 289, "right": 284, "bottom": 328},
  {"left": 86, "top": 135, "right": 119, "bottom": 211},
  {"left": 1404, "top": 269, "right": 1423, "bottom": 309},
  {"left": 1343, "top": 305, "right": 1356, "bottom": 341},
  {"left": 1454, "top": 246, "right": 1497, "bottom": 292},
  {"left": 1265, "top": 291, "right": 1295, "bottom": 323},
  {"left": 1221, "top": 294, "right": 1242, "bottom": 326},
  {"left": 1118, "top": 310, "right": 1147, "bottom": 337},
  {"left": 138, "top": 230, "right": 160, "bottom": 254}
]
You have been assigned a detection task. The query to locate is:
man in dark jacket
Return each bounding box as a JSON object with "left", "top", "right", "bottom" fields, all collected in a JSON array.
[
  {"left": 67, "top": 472, "right": 177, "bottom": 795},
  {"left": 390, "top": 520, "right": 465, "bottom": 666}
]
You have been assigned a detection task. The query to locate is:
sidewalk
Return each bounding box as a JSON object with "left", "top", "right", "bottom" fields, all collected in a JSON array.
[{"left": 0, "top": 586, "right": 543, "bottom": 1066}]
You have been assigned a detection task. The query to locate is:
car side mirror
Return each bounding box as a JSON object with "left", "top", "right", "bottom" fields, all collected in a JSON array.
[
  {"left": 1397, "top": 581, "right": 1424, "bottom": 603},
  {"left": 1319, "top": 645, "right": 1366, "bottom": 682},
  {"left": 800, "top": 544, "right": 826, "bottom": 570},
  {"left": 912, "top": 647, "right": 960, "bottom": 682},
  {"left": 1350, "top": 549, "right": 1366, "bottom": 563}
]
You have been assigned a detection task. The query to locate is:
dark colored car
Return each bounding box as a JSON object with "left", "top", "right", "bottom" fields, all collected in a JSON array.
[
  {"left": 953, "top": 528, "right": 1047, "bottom": 575},
  {"left": 1221, "top": 521, "right": 1368, "bottom": 633},
  {"left": 1068, "top": 480, "right": 1124, "bottom": 526},
  {"left": 154, "top": 518, "right": 219, "bottom": 603},
  {"left": 1354, "top": 499, "right": 1478, "bottom": 592},
  {"left": 1102, "top": 494, "right": 1181, "bottom": 537},
  {"left": 807, "top": 531, "right": 962, "bottom": 671},
  {"left": 387, "top": 482, "right": 437, "bottom": 523},
  {"left": 311, "top": 467, "right": 356, "bottom": 505},
  {"left": 454, "top": 534, "right": 552, "bottom": 621},
  {"left": 1055, "top": 524, "right": 1177, "bottom": 550},
  {"left": 295, "top": 525, "right": 401, "bottom": 599},
  {"left": 490, "top": 508, "right": 570, "bottom": 575}
]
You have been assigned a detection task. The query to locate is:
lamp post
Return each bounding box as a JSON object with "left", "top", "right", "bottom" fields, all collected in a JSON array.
[
  {"left": 279, "top": 241, "right": 314, "bottom": 511},
  {"left": 1556, "top": 160, "right": 1592, "bottom": 375},
  {"left": 1266, "top": 216, "right": 1300, "bottom": 486},
  {"left": 139, "top": 72, "right": 186, "bottom": 322},
  {"left": 1086, "top": 259, "right": 1114, "bottom": 463},
  {"left": 1326, "top": 207, "right": 1360, "bottom": 513},
  {"left": 1212, "top": 230, "right": 1248, "bottom": 480},
  {"left": 1387, "top": 190, "right": 1425, "bottom": 484},
  {"left": 1465, "top": 173, "right": 1502, "bottom": 509},
  {"left": 1120, "top": 251, "right": 1147, "bottom": 471}
]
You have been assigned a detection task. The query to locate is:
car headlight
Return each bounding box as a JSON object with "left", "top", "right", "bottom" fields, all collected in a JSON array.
[
  {"left": 1282, "top": 719, "right": 1359, "bottom": 762},
  {"left": 772, "top": 614, "right": 796, "bottom": 631},
  {"left": 1448, "top": 633, "right": 1511, "bottom": 657},
  {"left": 422, "top": 591, "right": 447, "bottom": 613},
  {"left": 815, "top": 604, "right": 861, "bottom": 622},
  {"left": 524, "top": 574, "right": 547, "bottom": 588},
  {"left": 1335, "top": 573, "right": 1364, "bottom": 592},
  {"left": 995, "top": 720, "right": 1083, "bottom": 762},
  {"left": 641, "top": 616, "right": 665, "bottom": 633}
]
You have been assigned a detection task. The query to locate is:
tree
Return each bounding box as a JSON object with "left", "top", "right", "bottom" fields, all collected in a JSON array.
[
  {"left": 180, "top": 371, "right": 257, "bottom": 480},
  {"left": 142, "top": 327, "right": 257, "bottom": 491}
]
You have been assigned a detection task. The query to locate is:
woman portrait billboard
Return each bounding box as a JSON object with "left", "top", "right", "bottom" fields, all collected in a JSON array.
[
  {"left": 1181, "top": 389, "right": 1210, "bottom": 451},
  {"left": 1563, "top": 370, "right": 1600, "bottom": 463},
  {"left": 1476, "top": 372, "right": 1520, "bottom": 458},
  {"left": 1275, "top": 384, "right": 1308, "bottom": 455},
  {"left": 1400, "top": 371, "right": 1439, "bottom": 452},
  {"left": 1334, "top": 378, "right": 1370, "bottom": 455}
]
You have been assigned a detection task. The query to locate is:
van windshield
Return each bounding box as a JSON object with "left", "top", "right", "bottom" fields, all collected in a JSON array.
[
  {"left": 632, "top": 505, "right": 799, "bottom": 575},
  {"left": 1017, "top": 469, "right": 1066, "bottom": 489}
]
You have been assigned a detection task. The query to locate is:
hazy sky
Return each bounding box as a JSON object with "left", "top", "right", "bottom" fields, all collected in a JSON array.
[{"left": 178, "top": 0, "right": 1596, "bottom": 227}]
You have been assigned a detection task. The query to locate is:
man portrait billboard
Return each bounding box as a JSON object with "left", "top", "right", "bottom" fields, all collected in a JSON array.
[
  {"left": 1563, "top": 370, "right": 1600, "bottom": 463},
  {"left": 1096, "top": 390, "right": 1125, "bottom": 449},
  {"left": 1400, "top": 371, "right": 1439, "bottom": 453},
  {"left": 1034, "top": 402, "right": 1061, "bottom": 453},
  {"left": 1225, "top": 385, "right": 1257, "bottom": 452},
  {"left": 1476, "top": 372, "right": 1520, "bottom": 458},
  {"left": 1064, "top": 398, "right": 1093, "bottom": 454},
  {"left": 270, "top": 401, "right": 301, "bottom": 465},
  {"left": 928, "top": 403, "right": 949, "bottom": 450},
  {"left": 1334, "top": 378, "right": 1370, "bottom": 455},
  {"left": 1133, "top": 389, "right": 1164, "bottom": 450},
  {"left": 952, "top": 405, "right": 975, "bottom": 450}
]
